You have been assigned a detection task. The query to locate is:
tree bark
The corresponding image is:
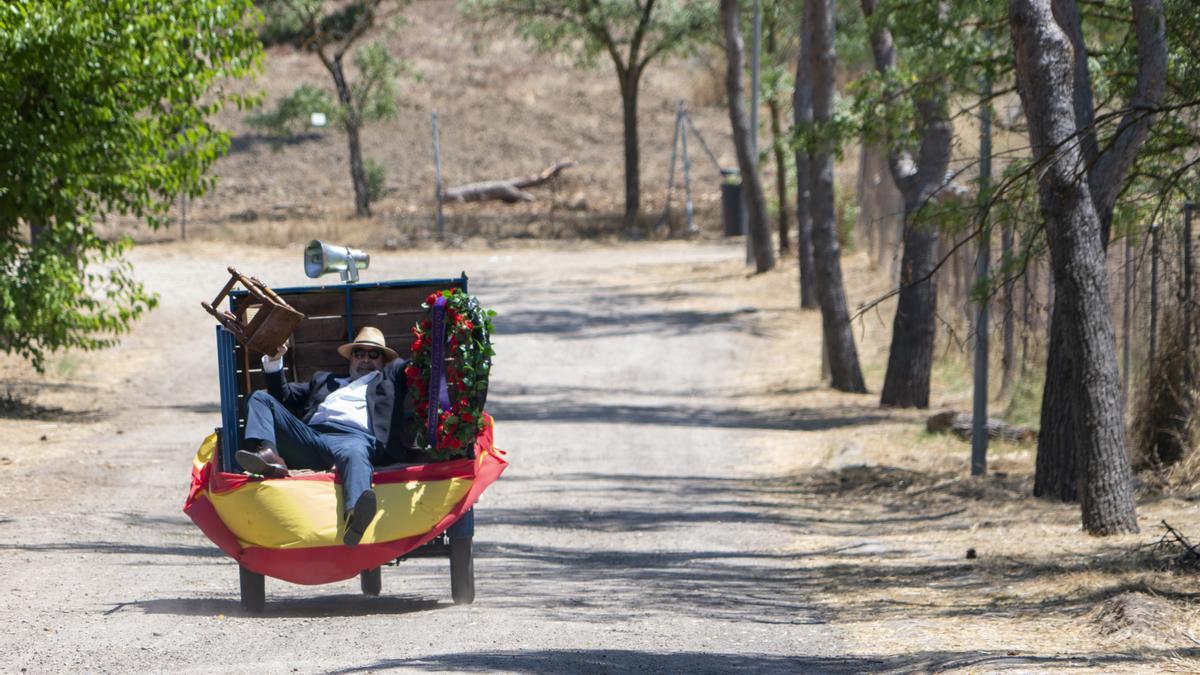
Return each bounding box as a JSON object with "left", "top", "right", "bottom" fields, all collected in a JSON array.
[
  {"left": 444, "top": 161, "right": 577, "bottom": 203},
  {"left": 1034, "top": 306, "right": 1078, "bottom": 501},
  {"left": 1030, "top": 0, "right": 1167, "bottom": 506},
  {"left": 880, "top": 222, "right": 939, "bottom": 407},
  {"left": 808, "top": 0, "right": 866, "bottom": 392},
  {"left": 619, "top": 69, "right": 642, "bottom": 230},
  {"left": 793, "top": 6, "right": 818, "bottom": 309},
  {"left": 1010, "top": 0, "right": 1157, "bottom": 534},
  {"left": 326, "top": 54, "right": 370, "bottom": 218},
  {"left": 721, "top": 0, "right": 775, "bottom": 273},
  {"left": 769, "top": 98, "right": 790, "bottom": 254},
  {"left": 766, "top": 18, "right": 790, "bottom": 255},
  {"left": 1000, "top": 221, "right": 1016, "bottom": 395},
  {"left": 862, "top": 0, "right": 953, "bottom": 409}
]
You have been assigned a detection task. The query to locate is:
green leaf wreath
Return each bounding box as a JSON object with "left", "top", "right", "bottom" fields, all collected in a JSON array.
[{"left": 404, "top": 289, "right": 495, "bottom": 459}]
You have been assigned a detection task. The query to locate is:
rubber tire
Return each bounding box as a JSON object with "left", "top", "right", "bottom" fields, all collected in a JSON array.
[
  {"left": 239, "top": 565, "right": 265, "bottom": 613},
  {"left": 449, "top": 537, "right": 475, "bottom": 605},
  {"left": 360, "top": 567, "right": 382, "bottom": 596}
]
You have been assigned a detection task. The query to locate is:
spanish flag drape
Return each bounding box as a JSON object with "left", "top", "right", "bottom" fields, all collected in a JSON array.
[{"left": 184, "top": 415, "right": 507, "bottom": 585}]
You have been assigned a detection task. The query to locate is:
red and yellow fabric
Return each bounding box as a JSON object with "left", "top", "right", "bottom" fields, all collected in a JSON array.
[{"left": 184, "top": 415, "right": 507, "bottom": 585}]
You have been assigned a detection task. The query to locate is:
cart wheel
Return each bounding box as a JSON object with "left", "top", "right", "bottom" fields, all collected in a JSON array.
[
  {"left": 360, "top": 567, "right": 382, "bottom": 597},
  {"left": 450, "top": 537, "right": 474, "bottom": 605},
  {"left": 239, "top": 565, "right": 265, "bottom": 613}
]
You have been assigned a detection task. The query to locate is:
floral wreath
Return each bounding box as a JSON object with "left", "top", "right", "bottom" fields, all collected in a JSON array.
[{"left": 405, "top": 288, "right": 495, "bottom": 459}]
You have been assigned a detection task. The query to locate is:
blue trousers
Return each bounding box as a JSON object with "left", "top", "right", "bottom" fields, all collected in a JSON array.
[{"left": 243, "top": 390, "right": 381, "bottom": 511}]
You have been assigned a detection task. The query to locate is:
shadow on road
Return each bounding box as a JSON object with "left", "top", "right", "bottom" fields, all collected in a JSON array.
[
  {"left": 0, "top": 392, "right": 104, "bottom": 422},
  {"left": 488, "top": 395, "right": 891, "bottom": 432},
  {"left": 127, "top": 594, "right": 445, "bottom": 619},
  {"left": 332, "top": 646, "right": 1199, "bottom": 674},
  {"left": 492, "top": 306, "right": 762, "bottom": 340},
  {"left": 0, "top": 542, "right": 225, "bottom": 557}
]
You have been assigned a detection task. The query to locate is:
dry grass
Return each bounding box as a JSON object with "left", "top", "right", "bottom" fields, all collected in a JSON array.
[{"left": 676, "top": 249, "right": 1200, "bottom": 672}]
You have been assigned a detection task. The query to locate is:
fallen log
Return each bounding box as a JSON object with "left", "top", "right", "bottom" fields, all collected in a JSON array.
[
  {"left": 925, "top": 410, "right": 1036, "bottom": 444},
  {"left": 443, "top": 160, "right": 578, "bottom": 204}
]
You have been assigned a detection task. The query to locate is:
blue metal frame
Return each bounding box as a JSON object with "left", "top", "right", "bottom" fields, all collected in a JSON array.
[
  {"left": 216, "top": 326, "right": 241, "bottom": 471},
  {"left": 447, "top": 507, "right": 474, "bottom": 539}
]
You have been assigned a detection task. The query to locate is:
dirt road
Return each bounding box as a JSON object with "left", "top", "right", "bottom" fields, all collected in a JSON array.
[
  {"left": 0, "top": 240, "right": 852, "bottom": 673},
  {"left": 6, "top": 238, "right": 1196, "bottom": 674}
]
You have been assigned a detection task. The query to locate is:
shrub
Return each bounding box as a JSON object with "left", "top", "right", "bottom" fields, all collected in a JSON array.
[{"left": 365, "top": 159, "right": 387, "bottom": 203}]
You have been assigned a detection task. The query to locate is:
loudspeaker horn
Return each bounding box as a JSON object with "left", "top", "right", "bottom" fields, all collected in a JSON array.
[{"left": 304, "top": 240, "right": 370, "bottom": 283}]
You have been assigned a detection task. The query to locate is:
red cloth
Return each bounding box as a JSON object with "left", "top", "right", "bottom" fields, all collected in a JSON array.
[{"left": 185, "top": 416, "right": 506, "bottom": 585}]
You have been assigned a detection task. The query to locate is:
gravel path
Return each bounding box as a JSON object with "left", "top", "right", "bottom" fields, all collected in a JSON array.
[{"left": 0, "top": 240, "right": 851, "bottom": 673}]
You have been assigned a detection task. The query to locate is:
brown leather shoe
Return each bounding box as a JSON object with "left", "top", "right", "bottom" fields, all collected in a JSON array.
[{"left": 235, "top": 447, "right": 289, "bottom": 478}]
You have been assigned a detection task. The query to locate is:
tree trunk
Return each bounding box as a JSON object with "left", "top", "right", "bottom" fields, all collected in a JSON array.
[
  {"left": 862, "top": 0, "right": 952, "bottom": 409},
  {"left": 1000, "top": 221, "right": 1016, "bottom": 395},
  {"left": 1020, "top": 0, "right": 1165, "bottom": 518},
  {"left": 619, "top": 69, "right": 642, "bottom": 230},
  {"left": 326, "top": 55, "right": 370, "bottom": 218},
  {"left": 880, "top": 222, "right": 939, "bottom": 407},
  {"left": 769, "top": 98, "right": 790, "bottom": 255},
  {"left": 721, "top": 0, "right": 775, "bottom": 273},
  {"left": 1034, "top": 306, "right": 1077, "bottom": 500},
  {"left": 766, "top": 19, "right": 790, "bottom": 255},
  {"left": 809, "top": 0, "right": 866, "bottom": 392},
  {"left": 1010, "top": 0, "right": 1143, "bottom": 534},
  {"left": 793, "top": 7, "right": 818, "bottom": 309}
]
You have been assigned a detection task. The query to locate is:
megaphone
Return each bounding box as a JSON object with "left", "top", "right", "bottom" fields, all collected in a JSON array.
[{"left": 304, "top": 240, "right": 370, "bottom": 283}]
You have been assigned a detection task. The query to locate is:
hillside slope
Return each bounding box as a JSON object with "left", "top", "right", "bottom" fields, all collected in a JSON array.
[{"left": 179, "top": 1, "right": 741, "bottom": 242}]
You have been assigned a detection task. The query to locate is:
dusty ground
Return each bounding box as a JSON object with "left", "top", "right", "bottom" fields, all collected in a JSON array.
[{"left": 2, "top": 238, "right": 1200, "bottom": 673}]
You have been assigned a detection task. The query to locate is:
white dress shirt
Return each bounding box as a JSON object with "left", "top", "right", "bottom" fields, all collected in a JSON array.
[{"left": 263, "top": 354, "right": 377, "bottom": 432}]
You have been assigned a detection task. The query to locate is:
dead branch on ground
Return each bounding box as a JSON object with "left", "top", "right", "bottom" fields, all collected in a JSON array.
[{"left": 443, "top": 160, "right": 578, "bottom": 204}]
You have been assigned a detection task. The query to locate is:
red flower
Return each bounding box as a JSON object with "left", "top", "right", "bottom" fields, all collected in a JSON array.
[{"left": 461, "top": 412, "right": 473, "bottom": 422}]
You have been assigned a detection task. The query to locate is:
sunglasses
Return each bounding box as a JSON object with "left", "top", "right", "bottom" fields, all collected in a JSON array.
[{"left": 352, "top": 348, "right": 383, "bottom": 360}]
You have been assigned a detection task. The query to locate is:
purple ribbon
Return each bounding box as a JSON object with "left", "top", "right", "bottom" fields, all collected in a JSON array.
[{"left": 426, "top": 296, "right": 451, "bottom": 449}]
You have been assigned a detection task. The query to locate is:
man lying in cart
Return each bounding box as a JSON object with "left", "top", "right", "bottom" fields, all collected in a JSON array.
[{"left": 235, "top": 326, "right": 409, "bottom": 547}]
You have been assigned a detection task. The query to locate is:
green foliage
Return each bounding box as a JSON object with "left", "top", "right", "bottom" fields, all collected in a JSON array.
[
  {"left": 463, "top": 1, "right": 715, "bottom": 73},
  {"left": 848, "top": 0, "right": 1009, "bottom": 149},
  {"left": 245, "top": 41, "right": 407, "bottom": 139},
  {"left": 252, "top": 2, "right": 411, "bottom": 215},
  {"left": 364, "top": 158, "right": 388, "bottom": 203},
  {"left": 406, "top": 289, "right": 496, "bottom": 459},
  {"left": 351, "top": 41, "right": 410, "bottom": 124},
  {"left": 256, "top": 2, "right": 305, "bottom": 46},
  {"left": 0, "top": 0, "right": 262, "bottom": 372},
  {"left": 1106, "top": 0, "right": 1200, "bottom": 225},
  {"left": 246, "top": 84, "right": 335, "bottom": 138},
  {"left": 836, "top": 189, "right": 857, "bottom": 251},
  {"left": 256, "top": 0, "right": 403, "bottom": 47}
]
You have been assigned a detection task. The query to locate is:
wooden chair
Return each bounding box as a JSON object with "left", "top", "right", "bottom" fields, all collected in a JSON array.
[{"left": 202, "top": 267, "right": 306, "bottom": 355}]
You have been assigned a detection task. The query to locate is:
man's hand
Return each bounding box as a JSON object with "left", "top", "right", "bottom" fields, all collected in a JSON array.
[{"left": 261, "top": 341, "right": 288, "bottom": 374}]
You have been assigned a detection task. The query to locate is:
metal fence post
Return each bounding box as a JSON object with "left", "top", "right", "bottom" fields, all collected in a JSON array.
[
  {"left": 432, "top": 111, "right": 444, "bottom": 239},
  {"left": 971, "top": 61, "right": 992, "bottom": 477}
]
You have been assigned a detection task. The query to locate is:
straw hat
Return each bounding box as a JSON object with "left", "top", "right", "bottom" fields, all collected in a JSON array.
[{"left": 337, "top": 326, "right": 398, "bottom": 361}]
